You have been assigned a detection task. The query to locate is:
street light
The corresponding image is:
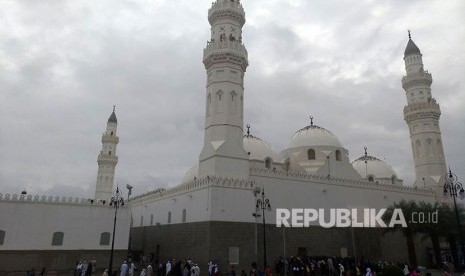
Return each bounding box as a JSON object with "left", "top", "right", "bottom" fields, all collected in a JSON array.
[
  {"left": 443, "top": 168, "right": 465, "bottom": 271},
  {"left": 256, "top": 188, "right": 271, "bottom": 268},
  {"left": 126, "top": 184, "right": 133, "bottom": 256},
  {"left": 109, "top": 186, "right": 125, "bottom": 275}
]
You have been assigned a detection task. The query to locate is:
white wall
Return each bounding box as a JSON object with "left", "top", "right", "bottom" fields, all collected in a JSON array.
[{"left": 0, "top": 198, "right": 130, "bottom": 251}]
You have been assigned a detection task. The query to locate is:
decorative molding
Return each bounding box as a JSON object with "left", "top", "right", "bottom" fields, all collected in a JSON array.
[
  {"left": 249, "top": 167, "right": 435, "bottom": 196},
  {"left": 0, "top": 193, "right": 122, "bottom": 207},
  {"left": 131, "top": 176, "right": 255, "bottom": 204}
]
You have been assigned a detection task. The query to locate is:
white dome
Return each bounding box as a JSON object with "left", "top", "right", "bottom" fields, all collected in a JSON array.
[
  {"left": 286, "top": 125, "right": 343, "bottom": 149},
  {"left": 182, "top": 163, "right": 199, "bottom": 183},
  {"left": 243, "top": 135, "right": 281, "bottom": 162},
  {"left": 352, "top": 155, "right": 398, "bottom": 180}
]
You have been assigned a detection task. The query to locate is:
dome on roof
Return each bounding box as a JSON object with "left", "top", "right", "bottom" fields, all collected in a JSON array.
[
  {"left": 182, "top": 163, "right": 199, "bottom": 183},
  {"left": 286, "top": 124, "right": 343, "bottom": 149},
  {"left": 243, "top": 135, "right": 281, "bottom": 162},
  {"left": 404, "top": 39, "right": 421, "bottom": 57},
  {"left": 352, "top": 155, "right": 398, "bottom": 180}
]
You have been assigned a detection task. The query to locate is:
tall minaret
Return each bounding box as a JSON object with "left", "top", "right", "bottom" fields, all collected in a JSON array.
[
  {"left": 198, "top": 0, "right": 250, "bottom": 179},
  {"left": 94, "top": 106, "right": 119, "bottom": 200},
  {"left": 402, "top": 31, "right": 447, "bottom": 189}
]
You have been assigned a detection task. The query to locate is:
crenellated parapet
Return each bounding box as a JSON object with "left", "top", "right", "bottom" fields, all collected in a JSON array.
[
  {"left": 249, "top": 167, "right": 436, "bottom": 196},
  {"left": 403, "top": 99, "right": 441, "bottom": 124},
  {"left": 131, "top": 176, "right": 255, "bottom": 204},
  {"left": 0, "top": 192, "right": 118, "bottom": 206},
  {"left": 203, "top": 40, "right": 248, "bottom": 71},
  {"left": 208, "top": 0, "right": 245, "bottom": 27},
  {"left": 401, "top": 71, "right": 432, "bottom": 90}
]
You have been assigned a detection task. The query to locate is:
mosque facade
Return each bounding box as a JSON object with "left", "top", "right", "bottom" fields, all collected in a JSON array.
[{"left": 128, "top": 0, "right": 447, "bottom": 270}]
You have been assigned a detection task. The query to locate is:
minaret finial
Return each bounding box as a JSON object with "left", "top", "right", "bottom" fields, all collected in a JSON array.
[
  {"left": 408, "top": 29, "right": 411, "bottom": 39},
  {"left": 310, "top": 116, "right": 314, "bottom": 126},
  {"left": 364, "top": 146, "right": 367, "bottom": 157},
  {"left": 246, "top": 124, "right": 250, "bottom": 137},
  {"left": 113, "top": 105, "right": 116, "bottom": 112}
]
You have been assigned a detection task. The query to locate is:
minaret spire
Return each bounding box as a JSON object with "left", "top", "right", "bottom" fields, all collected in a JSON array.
[
  {"left": 401, "top": 33, "right": 446, "bottom": 191},
  {"left": 198, "top": 0, "right": 250, "bottom": 179},
  {"left": 95, "top": 107, "right": 120, "bottom": 200}
]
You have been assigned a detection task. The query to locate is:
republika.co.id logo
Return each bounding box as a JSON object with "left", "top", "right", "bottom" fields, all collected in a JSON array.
[{"left": 276, "top": 208, "right": 438, "bottom": 228}]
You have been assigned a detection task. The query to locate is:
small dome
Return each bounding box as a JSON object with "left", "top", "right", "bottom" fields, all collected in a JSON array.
[
  {"left": 243, "top": 135, "right": 281, "bottom": 162},
  {"left": 352, "top": 155, "right": 397, "bottom": 180},
  {"left": 286, "top": 124, "right": 343, "bottom": 149},
  {"left": 182, "top": 163, "right": 199, "bottom": 183},
  {"left": 404, "top": 39, "right": 421, "bottom": 57}
]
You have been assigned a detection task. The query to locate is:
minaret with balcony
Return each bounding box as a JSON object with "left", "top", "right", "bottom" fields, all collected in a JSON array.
[
  {"left": 94, "top": 107, "right": 119, "bottom": 200},
  {"left": 199, "top": 0, "right": 250, "bottom": 178},
  {"left": 402, "top": 31, "right": 446, "bottom": 189}
]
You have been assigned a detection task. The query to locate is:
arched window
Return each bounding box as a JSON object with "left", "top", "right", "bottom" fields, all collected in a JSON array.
[
  {"left": 52, "top": 232, "right": 64, "bottom": 246},
  {"left": 167, "top": 212, "right": 172, "bottom": 224},
  {"left": 100, "top": 232, "right": 110, "bottom": 246},
  {"left": 0, "top": 230, "right": 5, "bottom": 245},
  {"left": 368, "top": 176, "right": 374, "bottom": 182},
  {"left": 265, "top": 158, "right": 272, "bottom": 169},
  {"left": 335, "top": 150, "right": 342, "bottom": 161},
  {"left": 150, "top": 214, "right": 154, "bottom": 225},
  {"left": 140, "top": 216, "right": 144, "bottom": 226},
  {"left": 307, "top": 149, "right": 315, "bottom": 160},
  {"left": 391, "top": 175, "right": 397, "bottom": 185},
  {"left": 109, "top": 151, "right": 111, "bottom": 155},
  {"left": 110, "top": 131, "right": 113, "bottom": 136},
  {"left": 415, "top": 140, "right": 421, "bottom": 158},
  {"left": 182, "top": 209, "right": 187, "bottom": 223}
]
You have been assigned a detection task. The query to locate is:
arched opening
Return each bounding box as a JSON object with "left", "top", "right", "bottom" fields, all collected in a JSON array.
[
  {"left": 335, "top": 150, "right": 342, "bottom": 161},
  {"left": 368, "top": 176, "right": 374, "bottom": 183},
  {"left": 52, "top": 232, "right": 64, "bottom": 246},
  {"left": 100, "top": 232, "right": 110, "bottom": 246},
  {"left": 265, "top": 158, "right": 272, "bottom": 169},
  {"left": 307, "top": 149, "right": 315, "bottom": 160},
  {"left": 391, "top": 175, "right": 397, "bottom": 185}
]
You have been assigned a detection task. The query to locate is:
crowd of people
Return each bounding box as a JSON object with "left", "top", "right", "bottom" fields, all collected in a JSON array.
[{"left": 70, "top": 253, "right": 463, "bottom": 276}]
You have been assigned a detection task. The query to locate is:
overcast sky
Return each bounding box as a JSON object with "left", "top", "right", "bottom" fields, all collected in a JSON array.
[{"left": 0, "top": 0, "right": 464, "bottom": 198}]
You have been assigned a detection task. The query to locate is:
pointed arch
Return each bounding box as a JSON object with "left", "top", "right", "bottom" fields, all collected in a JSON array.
[
  {"left": 415, "top": 140, "right": 421, "bottom": 158},
  {"left": 206, "top": 93, "right": 212, "bottom": 116},
  {"left": 215, "top": 90, "right": 224, "bottom": 113},
  {"left": 426, "top": 138, "right": 433, "bottom": 156},
  {"left": 230, "top": 90, "right": 238, "bottom": 114}
]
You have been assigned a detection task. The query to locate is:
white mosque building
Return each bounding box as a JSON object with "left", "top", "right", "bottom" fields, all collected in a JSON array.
[
  {"left": 0, "top": 0, "right": 452, "bottom": 273},
  {"left": 128, "top": 0, "right": 447, "bottom": 270}
]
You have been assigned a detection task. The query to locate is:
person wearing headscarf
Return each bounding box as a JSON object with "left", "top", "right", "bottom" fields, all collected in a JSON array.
[{"left": 365, "top": 268, "right": 372, "bottom": 276}]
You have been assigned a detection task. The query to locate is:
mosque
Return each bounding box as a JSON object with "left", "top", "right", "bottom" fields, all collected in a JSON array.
[
  {"left": 127, "top": 0, "right": 447, "bottom": 270},
  {"left": 0, "top": 0, "right": 451, "bottom": 273}
]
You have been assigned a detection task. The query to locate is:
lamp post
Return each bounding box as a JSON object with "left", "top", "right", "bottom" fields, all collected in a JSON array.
[
  {"left": 256, "top": 188, "right": 271, "bottom": 268},
  {"left": 109, "top": 186, "right": 125, "bottom": 275},
  {"left": 126, "top": 184, "right": 133, "bottom": 256},
  {"left": 443, "top": 168, "right": 465, "bottom": 271},
  {"left": 252, "top": 187, "right": 262, "bottom": 263}
]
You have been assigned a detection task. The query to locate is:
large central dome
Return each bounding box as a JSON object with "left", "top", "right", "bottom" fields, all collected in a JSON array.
[{"left": 286, "top": 124, "right": 343, "bottom": 149}]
